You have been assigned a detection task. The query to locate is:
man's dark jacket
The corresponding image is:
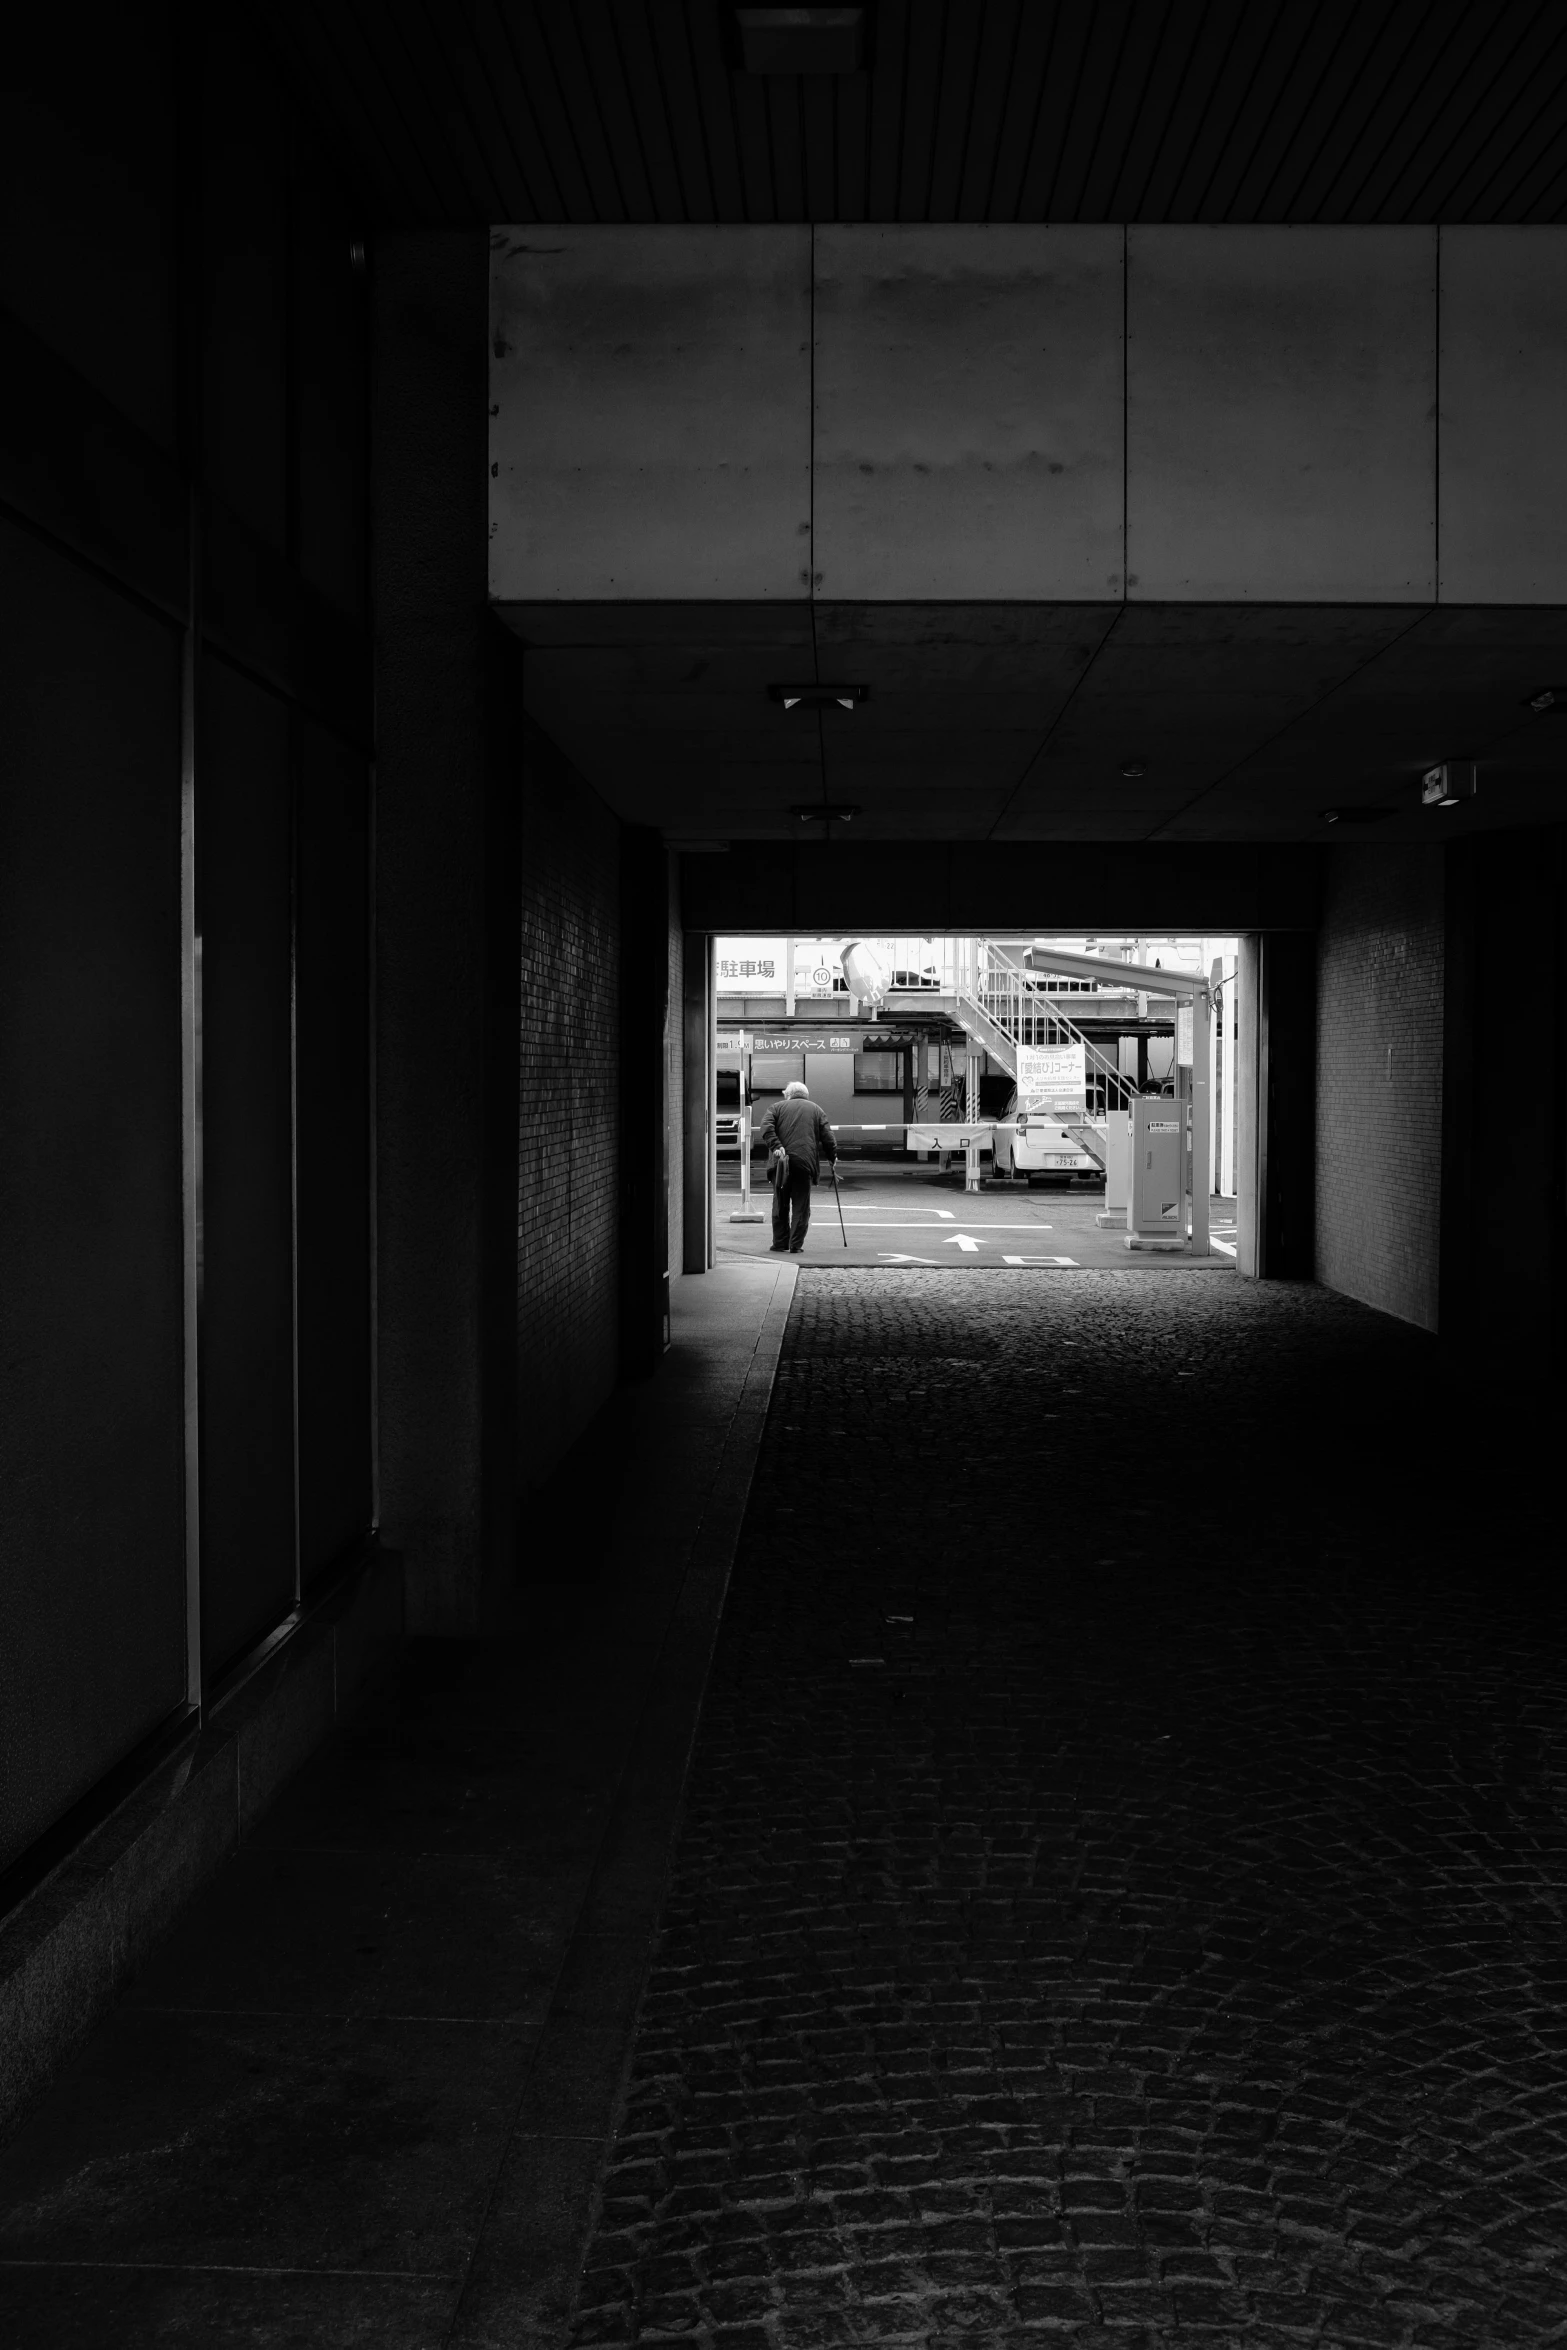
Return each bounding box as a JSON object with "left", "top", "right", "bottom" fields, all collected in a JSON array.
[{"left": 758, "top": 1096, "right": 837, "bottom": 1178}]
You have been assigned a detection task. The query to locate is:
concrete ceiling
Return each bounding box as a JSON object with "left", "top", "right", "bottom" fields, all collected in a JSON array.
[{"left": 499, "top": 599, "right": 1567, "bottom": 843}]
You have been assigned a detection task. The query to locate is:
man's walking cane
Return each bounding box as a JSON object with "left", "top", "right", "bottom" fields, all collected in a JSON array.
[{"left": 829, "top": 1159, "right": 848, "bottom": 1249}]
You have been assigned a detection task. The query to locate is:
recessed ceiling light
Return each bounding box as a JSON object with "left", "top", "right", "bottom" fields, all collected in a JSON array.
[
  {"left": 1421, "top": 762, "right": 1477, "bottom": 809},
  {"left": 769, "top": 682, "right": 867, "bottom": 711},
  {"left": 1119, "top": 760, "right": 1148, "bottom": 778},
  {"left": 736, "top": 7, "right": 864, "bottom": 73},
  {"left": 792, "top": 803, "right": 860, "bottom": 824},
  {"left": 1528, "top": 687, "right": 1567, "bottom": 713}
]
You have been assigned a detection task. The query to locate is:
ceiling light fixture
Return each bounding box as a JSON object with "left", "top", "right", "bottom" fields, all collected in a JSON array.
[
  {"left": 770, "top": 682, "right": 867, "bottom": 711},
  {"left": 736, "top": 7, "right": 865, "bottom": 73},
  {"left": 793, "top": 803, "right": 860, "bottom": 825},
  {"left": 1119, "top": 760, "right": 1148, "bottom": 778},
  {"left": 1320, "top": 807, "right": 1394, "bottom": 826},
  {"left": 1528, "top": 687, "right": 1567, "bottom": 713},
  {"left": 1421, "top": 762, "right": 1477, "bottom": 809}
]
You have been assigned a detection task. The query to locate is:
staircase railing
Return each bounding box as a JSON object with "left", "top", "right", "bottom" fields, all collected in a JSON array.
[{"left": 966, "top": 941, "right": 1137, "bottom": 1116}]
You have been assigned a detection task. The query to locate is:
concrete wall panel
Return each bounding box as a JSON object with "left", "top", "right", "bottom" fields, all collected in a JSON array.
[
  {"left": 0, "top": 522, "right": 186, "bottom": 1875},
  {"left": 197, "top": 657, "right": 298, "bottom": 1675},
  {"left": 1127, "top": 227, "right": 1436, "bottom": 602},
  {"left": 1315, "top": 846, "right": 1445, "bottom": 1331},
  {"left": 1439, "top": 229, "right": 1567, "bottom": 604},
  {"left": 489, "top": 227, "right": 811, "bottom": 602},
  {"left": 812, "top": 226, "right": 1125, "bottom": 599}
]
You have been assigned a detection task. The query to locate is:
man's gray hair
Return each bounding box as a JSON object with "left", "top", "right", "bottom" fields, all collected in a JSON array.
[{"left": 783, "top": 1079, "right": 808, "bottom": 1098}]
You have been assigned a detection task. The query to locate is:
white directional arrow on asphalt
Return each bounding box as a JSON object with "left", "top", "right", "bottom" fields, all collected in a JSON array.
[
  {"left": 942, "top": 1233, "right": 983, "bottom": 1252},
  {"left": 879, "top": 1252, "right": 937, "bottom": 1264}
]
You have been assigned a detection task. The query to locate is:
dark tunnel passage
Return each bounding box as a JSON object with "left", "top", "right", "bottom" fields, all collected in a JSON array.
[{"left": 2, "top": 1268, "right": 1561, "bottom": 2345}]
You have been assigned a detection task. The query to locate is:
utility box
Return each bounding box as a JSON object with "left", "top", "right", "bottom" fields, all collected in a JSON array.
[
  {"left": 1128, "top": 1097, "right": 1184, "bottom": 1238},
  {"left": 1098, "top": 1110, "right": 1132, "bottom": 1223}
]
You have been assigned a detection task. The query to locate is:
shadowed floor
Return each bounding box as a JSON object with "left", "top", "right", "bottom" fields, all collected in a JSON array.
[
  {"left": 0, "top": 1267, "right": 1559, "bottom": 2348},
  {"left": 0, "top": 1263, "right": 795, "bottom": 2350},
  {"left": 571, "top": 1270, "right": 1564, "bottom": 2349}
]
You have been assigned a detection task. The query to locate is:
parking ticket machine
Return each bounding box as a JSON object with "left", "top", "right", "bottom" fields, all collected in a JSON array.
[{"left": 1127, "top": 1095, "right": 1185, "bottom": 1240}]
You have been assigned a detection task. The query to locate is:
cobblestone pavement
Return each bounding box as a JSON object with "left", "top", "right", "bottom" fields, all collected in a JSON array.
[{"left": 572, "top": 1272, "right": 1567, "bottom": 2350}]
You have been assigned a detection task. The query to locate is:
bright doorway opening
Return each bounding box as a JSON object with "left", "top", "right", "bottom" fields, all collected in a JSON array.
[{"left": 712, "top": 935, "right": 1240, "bottom": 1270}]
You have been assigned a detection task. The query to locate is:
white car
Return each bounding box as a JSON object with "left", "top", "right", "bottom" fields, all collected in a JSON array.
[{"left": 992, "top": 1112, "right": 1102, "bottom": 1182}]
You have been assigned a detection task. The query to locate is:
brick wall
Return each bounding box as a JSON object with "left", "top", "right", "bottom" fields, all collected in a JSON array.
[
  {"left": 1315, "top": 845, "right": 1445, "bottom": 1331},
  {"left": 517, "top": 723, "right": 621, "bottom": 1487}
]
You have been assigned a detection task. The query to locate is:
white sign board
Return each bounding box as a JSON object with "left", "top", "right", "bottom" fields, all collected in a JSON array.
[
  {"left": 716, "top": 937, "right": 787, "bottom": 991},
  {"left": 1176, "top": 1003, "right": 1193, "bottom": 1067},
  {"left": 1016, "top": 1040, "right": 1086, "bottom": 1115},
  {"left": 905, "top": 1125, "right": 994, "bottom": 1151},
  {"left": 794, "top": 942, "right": 841, "bottom": 998}
]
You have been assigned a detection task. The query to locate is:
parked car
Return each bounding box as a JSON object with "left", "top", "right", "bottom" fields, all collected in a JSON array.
[{"left": 991, "top": 1111, "right": 1102, "bottom": 1183}]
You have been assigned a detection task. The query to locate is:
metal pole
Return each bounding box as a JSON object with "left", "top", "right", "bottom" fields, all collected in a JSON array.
[
  {"left": 729, "top": 1027, "right": 765, "bottom": 1225},
  {"left": 1191, "top": 984, "right": 1211, "bottom": 1257},
  {"left": 1208, "top": 957, "right": 1221, "bottom": 1204}
]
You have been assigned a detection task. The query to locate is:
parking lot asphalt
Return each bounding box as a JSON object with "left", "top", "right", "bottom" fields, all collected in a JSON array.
[{"left": 716, "top": 1159, "right": 1237, "bottom": 1273}]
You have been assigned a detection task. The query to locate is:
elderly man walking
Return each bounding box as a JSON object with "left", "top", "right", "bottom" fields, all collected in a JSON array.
[{"left": 758, "top": 1079, "right": 838, "bottom": 1254}]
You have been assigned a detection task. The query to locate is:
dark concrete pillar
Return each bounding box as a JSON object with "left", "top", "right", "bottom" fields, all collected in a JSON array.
[
  {"left": 1259, "top": 934, "right": 1318, "bottom": 1279},
  {"left": 619, "top": 826, "right": 671, "bottom": 1374},
  {"left": 682, "top": 933, "right": 713, "bottom": 1273},
  {"left": 373, "top": 229, "right": 517, "bottom": 1634},
  {"left": 1441, "top": 825, "right": 1566, "bottom": 1378},
  {"left": 1438, "top": 843, "right": 1478, "bottom": 1351}
]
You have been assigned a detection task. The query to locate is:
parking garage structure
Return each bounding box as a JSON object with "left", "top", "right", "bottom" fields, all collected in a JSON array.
[{"left": 3, "top": 9, "right": 1566, "bottom": 2344}]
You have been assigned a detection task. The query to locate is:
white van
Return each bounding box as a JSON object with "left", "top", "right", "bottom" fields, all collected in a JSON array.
[{"left": 991, "top": 1112, "right": 1102, "bottom": 1182}]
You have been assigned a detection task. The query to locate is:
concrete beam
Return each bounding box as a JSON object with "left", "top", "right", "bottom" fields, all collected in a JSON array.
[
  {"left": 1126, "top": 227, "right": 1436, "bottom": 602},
  {"left": 679, "top": 842, "right": 1322, "bottom": 936},
  {"left": 812, "top": 226, "right": 1124, "bottom": 599},
  {"left": 489, "top": 227, "right": 811, "bottom": 602},
  {"left": 1439, "top": 229, "right": 1567, "bottom": 603},
  {"left": 490, "top": 225, "right": 1567, "bottom": 611}
]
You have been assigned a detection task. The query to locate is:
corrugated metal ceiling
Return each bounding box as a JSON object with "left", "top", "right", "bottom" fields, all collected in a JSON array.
[{"left": 269, "top": 0, "right": 1567, "bottom": 227}]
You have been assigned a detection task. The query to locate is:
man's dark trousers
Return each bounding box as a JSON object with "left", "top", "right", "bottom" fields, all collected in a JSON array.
[{"left": 772, "top": 1160, "right": 813, "bottom": 1252}]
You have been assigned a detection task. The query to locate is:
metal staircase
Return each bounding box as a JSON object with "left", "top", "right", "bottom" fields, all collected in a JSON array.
[{"left": 952, "top": 940, "right": 1137, "bottom": 1117}]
